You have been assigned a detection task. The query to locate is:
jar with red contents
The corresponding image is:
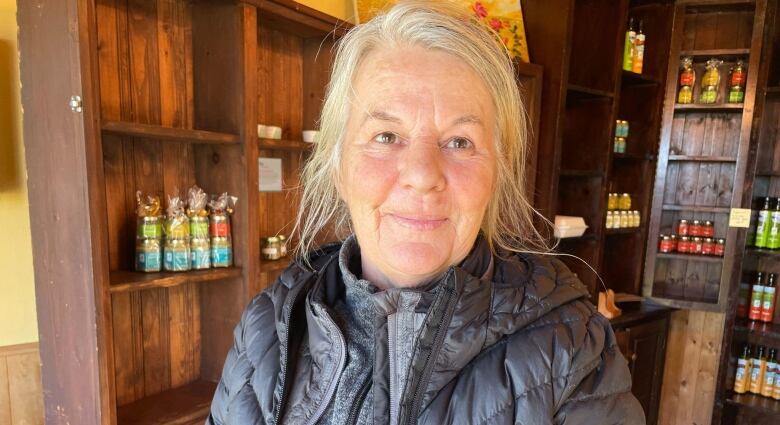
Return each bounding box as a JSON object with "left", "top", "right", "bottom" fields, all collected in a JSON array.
[
  {"left": 690, "top": 220, "right": 703, "bottom": 237},
  {"left": 678, "top": 236, "right": 692, "bottom": 253},
  {"left": 670, "top": 234, "right": 679, "bottom": 252},
  {"left": 715, "top": 238, "right": 726, "bottom": 256},
  {"left": 692, "top": 237, "right": 704, "bottom": 254},
  {"left": 659, "top": 235, "right": 674, "bottom": 253},
  {"left": 677, "top": 219, "right": 690, "bottom": 236},
  {"left": 702, "top": 238, "right": 716, "bottom": 255},
  {"left": 702, "top": 220, "right": 715, "bottom": 238}
]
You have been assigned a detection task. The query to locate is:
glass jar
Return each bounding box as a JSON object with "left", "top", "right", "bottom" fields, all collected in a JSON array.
[
  {"left": 190, "top": 215, "right": 209, "bottom": 239},
  {"left": 607, "top": 193, "right": 618, "bottom": 211},
  {"left": 210, "top": 212, "right": 232, "bottom": 238},
  {"left": 702, "top": 220, "right": 715, "bottom": 238},
  {"left": 164, "top": 238, "right": 191, "bottom": 272},
  {"left": 278, "top": 234, "right": 288, "bottom": 257},
  {"left": 191, "top": 238, "right": 211, "bottom": 270},
  {"left": 678, "top": 236, "right": 691, "bottom": 253},
  {"left": 678, "top": 57, "right": 695, "bottom": 104},
  {"left": 690, "top": 220, "right": 703, "bottom": 237},
  {"left": 670, "top": 234, "right": 678, "bottom": 252},
  {"left": 136, "top": 238, "right": 162, "bottom": 272},
  {"left": 659, "top": 235, "right": 674, "bottom": 253},
  {"left": 702, "top": 238, "right": 716, "bottom": 256},
  {"left": 699, "top": 58, "right": 723, "bottom": 104},
  {"left": 692, "top": 237, "right": 704, "bottom": 255},
  {"left": 261, "top": 236, "right": 282, "bottom": 261},
  {"left": 677, "top": 219, "right": 690, "bottom": 236},
  {"left": 606, "top": 211, "right": 614, "bottom": 229},
  {"left": 211, "top": 236, "right": 233, "bottom": 268},
  {"left": 715, "top": 238, "right": 726, "bottom": 256},
  {"left": 619, "top": 193, "right": 632, "bottom": 210},
  {"left": 619, "top": 211, "right": 630, "bottom": 228},
  {"left": 137, "top": 215, "right": 163, "bottom": 239}
]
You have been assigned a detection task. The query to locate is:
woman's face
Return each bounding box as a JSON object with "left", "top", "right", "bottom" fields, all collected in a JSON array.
[{"left": 339, "top": 44, "right": 497, "bottom": 289}]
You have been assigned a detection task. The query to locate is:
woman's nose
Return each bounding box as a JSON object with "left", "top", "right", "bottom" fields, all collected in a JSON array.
[{"left": 398, "top": 141, "right": 446, "bottom": 193}]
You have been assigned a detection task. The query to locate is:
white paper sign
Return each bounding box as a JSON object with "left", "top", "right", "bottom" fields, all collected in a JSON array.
[{"left": 258, "top": 157, "right": 282, "bottom": 192}]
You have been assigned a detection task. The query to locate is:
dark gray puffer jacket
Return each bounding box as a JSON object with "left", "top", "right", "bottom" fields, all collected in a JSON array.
[{"left": 207, "top": 237, "right": 645, "bottom": 424}]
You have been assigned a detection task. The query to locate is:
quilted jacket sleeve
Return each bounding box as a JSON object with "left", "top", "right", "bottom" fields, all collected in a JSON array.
[
  {"left": 553, "top": 311, "right": 646, "bottom": 425},
  {"left": 206, "top": 292, "right": 278, "bottom": 425}
]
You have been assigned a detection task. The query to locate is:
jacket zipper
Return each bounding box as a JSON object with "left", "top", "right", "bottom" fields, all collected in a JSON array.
[
  {"left": 346, "top": 373, "right": 372, "bottom": 425},
  {"left": 304, "top": 311, "right": 347, "bottom": 425},
  {"left": 399, "top": 271, "right": 458, "bottom": 425},
  {"left": 273, "top": 281, "right": 307, "bottom": 425}
]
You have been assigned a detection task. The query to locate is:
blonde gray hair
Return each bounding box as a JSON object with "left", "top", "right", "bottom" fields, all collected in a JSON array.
[{"left": 293, "top": 0, "right": 550, "bottom": 262}]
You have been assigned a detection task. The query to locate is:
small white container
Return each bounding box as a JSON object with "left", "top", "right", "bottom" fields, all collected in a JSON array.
[
  {"left": 302, "top": 130, "right": 319, "bottom": 143},
  {"left": 554, "top": 215, "right": 589, "bottom": 238},
  {"left": 257, "top": 124, "right": 267, "bottom": 138},
  {"left": 266, "top": 126, "right": 282, "bottom": 139}
]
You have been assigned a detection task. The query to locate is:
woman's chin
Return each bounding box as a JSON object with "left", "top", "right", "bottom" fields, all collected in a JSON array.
[{"left": 381, "top": 242, "right": 449, "bottom": 283}]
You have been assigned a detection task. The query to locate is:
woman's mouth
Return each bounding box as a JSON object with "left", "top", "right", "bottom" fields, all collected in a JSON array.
[{"left": 388, "top": 213, "right": 448, "bottom": 231}]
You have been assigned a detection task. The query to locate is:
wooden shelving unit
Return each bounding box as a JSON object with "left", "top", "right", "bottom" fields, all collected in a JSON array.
[{"left": 18, "top": 1, "right": 352, "bottom": 424}]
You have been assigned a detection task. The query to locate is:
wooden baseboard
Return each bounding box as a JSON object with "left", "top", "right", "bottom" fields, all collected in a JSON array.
[{"left": 0, "top": 342, "right": 43, "bottom": 425}]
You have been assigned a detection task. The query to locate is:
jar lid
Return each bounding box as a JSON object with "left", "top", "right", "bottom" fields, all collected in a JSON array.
[
  {"left": 692, "top": 219, "right": 701, "bottom": 224},
  {"left": 670, "top": 234, "right": 678, "bottom": 240},
  {"left": 693, "top": 237, "right": 702, "bottom": 241},
  {"left": 621, "top": 193, "right": 630, "bottom": 196},
  {"left": 704, "top": 220, "right": 714, "bottom": 226},
  {"left": 717, "top": 238, "right": 726, "bottom": 243},
  {"left": 680, "top": 236, "right": 690, "bottom": 241},
  {"left": 704, "top": 238, "right": 714, "bottom": 242},
  {"left": 679, "top": 219, "right": 689, "bottom": 223},
  {"left": 660, "top": 235, "right": 671, "bottom": 240}
]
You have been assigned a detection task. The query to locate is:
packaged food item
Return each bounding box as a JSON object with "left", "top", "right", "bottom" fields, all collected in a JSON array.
[
  {"left": 632, "top": 20, "right": 645, "bottom": 74},
  {"left": 191, "top": 237, "right": 211, "bottom": 270},
  {"left": 768, "top": 199, "right": 780, "bottom": 249},
  {"left": 733, "top": 344, "right": 751, "bottom": 394},
  {"left": 761, "top": 273, "right": 777, "bottom": 322},
  {"left": 211, "top": 236, "right": 233, "bottom": 268},
  {"left": 762, "top": 348, "right": 778, "bottom": 397},
  {"left": 208, "top": 193, "right": 238, "bottom": 239},
  {"left": 608, "top": 193, "right": 618, "bottom": 211},
  {"left": 715, "top": 238, "right": 726, "bottom": 256},
  {"left": 135, "top": 238, "right": 161, "bottom": 273},
  {"left": 755, "top": 197, "right": 773, "bottom": 248},
  {"left": 165, "top": 193, "right": 190, "bottom": 240},
  {"left": 623, "top": 18, "right": 636, "bottom": 71},
  {"left": 135, "top": 191, "right": 163, "bottom": 273},
  {"left": 749, "top": 272, "right": 766, "bottom": 321},
  {"left": 702, "top": 238, "right": 715, "bottom": 255},
  {"left": 678, "top": 57, "right": 695, "bottom": 104},
  {"left": 728, "top": 60, "right": 747, "bottom": 103},
  {"left": 659, "top": 235, "right": 674, "bottom": 253},
  {"left": 749, "top": 345, "right": 767, "bottom": 394},
  {"left": 700, "top": 58, "right": 723, "bottom": 104},
  {"left": 261, "top": 236, "right": 282, "bottom": 261},
  {"left": 187, "top": 185, "right": 210, "bottom": 239},
  {"left": 677, "top": 219, "right": 690, "bottom": 236},
  {"left": 606, "top": 211, "right": 614, "bottom": 229},
  {"left": 164, "top": 238, "right": 191, "bottom": 272},
  {"left": 619, "top": 193, "right": 632, "bottom": 210}
]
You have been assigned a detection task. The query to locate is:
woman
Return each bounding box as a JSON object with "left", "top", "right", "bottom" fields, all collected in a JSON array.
[{"left": 208, "top": 1, "right": 644, "bottom": 424}]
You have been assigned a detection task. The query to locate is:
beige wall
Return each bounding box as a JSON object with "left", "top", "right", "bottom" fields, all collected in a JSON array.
[{"left": 0, "top": 0, "right": 37, "bottom": 347}]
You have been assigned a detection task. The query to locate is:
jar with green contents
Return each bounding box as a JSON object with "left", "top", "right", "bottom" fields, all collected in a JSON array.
[
  {"left": 190, "top": 215, "right": 209, "bottom": 239},
  {"left": 137, "top": 215, "right": 162, "bottom": 239},
  {"left": 164, "top": 239, "right": 191, "bottom": 272},
  {"left": 699, "top": 58, "right": 723, "bottom": 104},
  {"left": 165, "top": 216, "right": 190, "bottom": 240}
]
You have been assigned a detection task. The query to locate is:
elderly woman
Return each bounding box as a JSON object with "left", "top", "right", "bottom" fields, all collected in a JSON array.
[{"left": 208, "top": 2, "right": 644, "bottom": 424}]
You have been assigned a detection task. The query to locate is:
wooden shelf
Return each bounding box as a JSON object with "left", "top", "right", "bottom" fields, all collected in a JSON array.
[
  {"left": 756, "top": 170, "right": 780, "bottom": 176},
  {"left": 116, "top": 379, "right": 216, "bottom": 425},
  {"left": 605, "top": 227, "right": 641, "bottom": 236},
  {"left": 733, "top": 319, "right": 780, "bottom": 342},
  {"left": 679, "top": 48, "right": 751, "bottom": 60},
  {"left": 656, "top": 252, "right": 725, "bottom": 263},
  {"left": 566, "top": 83, "right": 614, "bottom": 102},
  {"left": 668, "top": 154, "right": 738, "bottom": 162},
  {"left": 257, "top": 138, "right": 314, "bottom": 151},
  {"left": 673, "top": 103, "right": 744, "bottom": 111},
  {"left": 102, "top": 121, "right": 240, "bottom": 145},
  {"left": 725, "top": 393, "right": 780, "bottom": 417},
  {"left": 766, "top": 86, "right": 780, "bottom": 96},
  {"left": 258, "top": 258, "right": 292, "bottom": 273},
  {"left": 746, "top": 247, "right": 780, "bottom": 257},
  {"left": 662, "top": 204, "right": 731, "bottom": 213},
  {"left": 621, "top": 70, "right": 661, "bottom": 87},
  {"left": 109, "top": 268, "right": 242, "bottom": 293}
]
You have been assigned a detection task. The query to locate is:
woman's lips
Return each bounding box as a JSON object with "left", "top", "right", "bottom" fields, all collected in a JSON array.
[{"left": 388, "top": 213, "right": 448, "bottom": 231}]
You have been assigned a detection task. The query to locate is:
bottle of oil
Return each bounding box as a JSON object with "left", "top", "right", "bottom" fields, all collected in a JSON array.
[
  {"left": 755, "top": 197, "right": 773, "bottom": 248},
  {"left": 623, "top": 18, "right": 636, "bottom": 71},
  {"left": 733, "top": 344, "right": 752, "bottom": 394},
  {"left": 749, "top": 345, "right": 767, "bottom": 394},
  {"left": 761, "top": 273, "right": 777, "bottom": 322},
  {"left": 761, "top": 348, "right": 777, "bottom": 397},
  {"left": 632, "top": 20, "right": 645, "bottom": 74},
  {"left": 749, "top": 272, "right": 766, "bottom": 321}
]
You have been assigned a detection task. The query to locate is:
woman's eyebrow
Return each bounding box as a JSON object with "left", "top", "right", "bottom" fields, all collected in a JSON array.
[
  {"left": 362, "top": 111, "right": 483, "bottom": 127},
  {"left": 452, "top": 114, "right": 484, "bottom": 127}
]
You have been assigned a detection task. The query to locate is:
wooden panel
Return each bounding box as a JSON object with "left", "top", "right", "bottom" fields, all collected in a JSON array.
[
  {"left": 682, "top": 10, "right": 754, "bottom": 51},
  {"left": 0, "top": 343, "right": 43, "bottom": 425},
  {"left": 257, "top": 25, "right": 304, "bottom": 140},
  {"left": 658, "top": 310, "right": 725, "bottom": 425},
  {"left": 567, "top": 0, "right": 625, "bottom": 93}
]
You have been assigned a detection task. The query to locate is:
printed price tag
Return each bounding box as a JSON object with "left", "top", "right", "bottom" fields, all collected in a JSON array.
[{"left": 729, "top": 208, "right": 752, "bottom": 228}]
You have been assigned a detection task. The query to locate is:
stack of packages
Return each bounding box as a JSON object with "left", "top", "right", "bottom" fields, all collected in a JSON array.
[
  {"left": 134, "top": 186, "right": 237, "bottom": 273},
  {"left": 135, "top": 193, "right": 163, "bottom": 272}
]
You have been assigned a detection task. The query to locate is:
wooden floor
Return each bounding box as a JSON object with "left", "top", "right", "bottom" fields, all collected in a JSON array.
[{"left": 0, "top": 342, "right": 43, "bottom": 425}]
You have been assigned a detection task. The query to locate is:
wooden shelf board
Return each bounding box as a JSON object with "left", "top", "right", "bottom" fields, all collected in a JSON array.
[
  {"left": 668, "top": 154, "right": 737, "bottom": 162},
  {"left": 566, "top": 84, "right": 614, "bottom": 102},
  {"left": 679, "top": 48, "right": 751, "bottom": 59},
  {"left": 102, "top": 121, "right": 240, "bottom": 145},
  {"left": 257, "top": 138, "right": 314, "bottom": 151},
  {"left": 725, "top": 393, "right": 780, "bottom": 416},
  {"left": 605, "top": 227, "right": 642, "bottom": 236},
  {"left": 258, "top": 258, "right": 292, "bottom": 273},
  {"left": 656, "top": 252, "right": 724, "bottom": 263},
  {"left": 746, "top": 247, "right": 780, "bottom": 257},
  {"left": 673, "top": 103, "right": 744, "bottom": 111},
  {"left": 662, "top": 204, "right": 731, "bottom": 213},
  {"left": 116, "top": 379, "right": 216, "bottom": 425},
  {"left": 756, "top": 170, "right": 780, "bottom": 177},
  {"left": 109, "top": 267, "right": 242, "bottom": 293},
  {"left": 733, "top": 319, "right": 780, "bottom": 342},
  {"left": 621, "top": 70, "right": 661, "bottom": 86},
  {"left": 613, "top": 152, "right": 655, "bottom": 161}
]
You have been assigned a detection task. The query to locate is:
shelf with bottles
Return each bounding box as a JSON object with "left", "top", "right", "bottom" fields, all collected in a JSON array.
[
  {"left": 674, "top": 55, "right": 748, "bottom": 108},
  {"left": 747, "top": 197, "right": 780, "bottom": 252},
  {"left": 730, "top": 343, "right": 780, "bottom": 405},
  {"left": 622, "top": 16, "right": 648, "bottom": 78}
]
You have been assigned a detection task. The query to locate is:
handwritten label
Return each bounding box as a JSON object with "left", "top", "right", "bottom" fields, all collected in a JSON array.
[
  {"left": 729, "top": 208, "right": 752, "bottom": 228},
  {"left": 258, "top": 158, "right": 282, "bottom": 192}
]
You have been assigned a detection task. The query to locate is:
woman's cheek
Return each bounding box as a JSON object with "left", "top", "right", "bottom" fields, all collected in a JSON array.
[{"left": 348, "top": 153, "right": 398, "bottom": 207}]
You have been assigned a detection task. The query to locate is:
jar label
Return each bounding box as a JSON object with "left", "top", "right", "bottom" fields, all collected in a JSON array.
[
  {"left": 191, "top": 248, "right": 211, "bottom": 269},
  {"left": 136, "top": 251, "right": 161, "bottom": 272},
  {"left": 211, "top": 246, "right": 232, "bottom": 267}
]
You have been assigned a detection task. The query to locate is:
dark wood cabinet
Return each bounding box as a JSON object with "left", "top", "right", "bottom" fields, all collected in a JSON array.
[{"left": 612, "top": 306, "right": 672, "bottom": 425}]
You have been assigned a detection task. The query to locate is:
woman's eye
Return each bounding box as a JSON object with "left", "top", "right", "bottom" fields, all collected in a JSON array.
[
  {"left": 444, "top": 137, "right": 473, "bottom": 149},
  {"left": 373, "top": 132, "right": 399, "bottom": 145}
]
